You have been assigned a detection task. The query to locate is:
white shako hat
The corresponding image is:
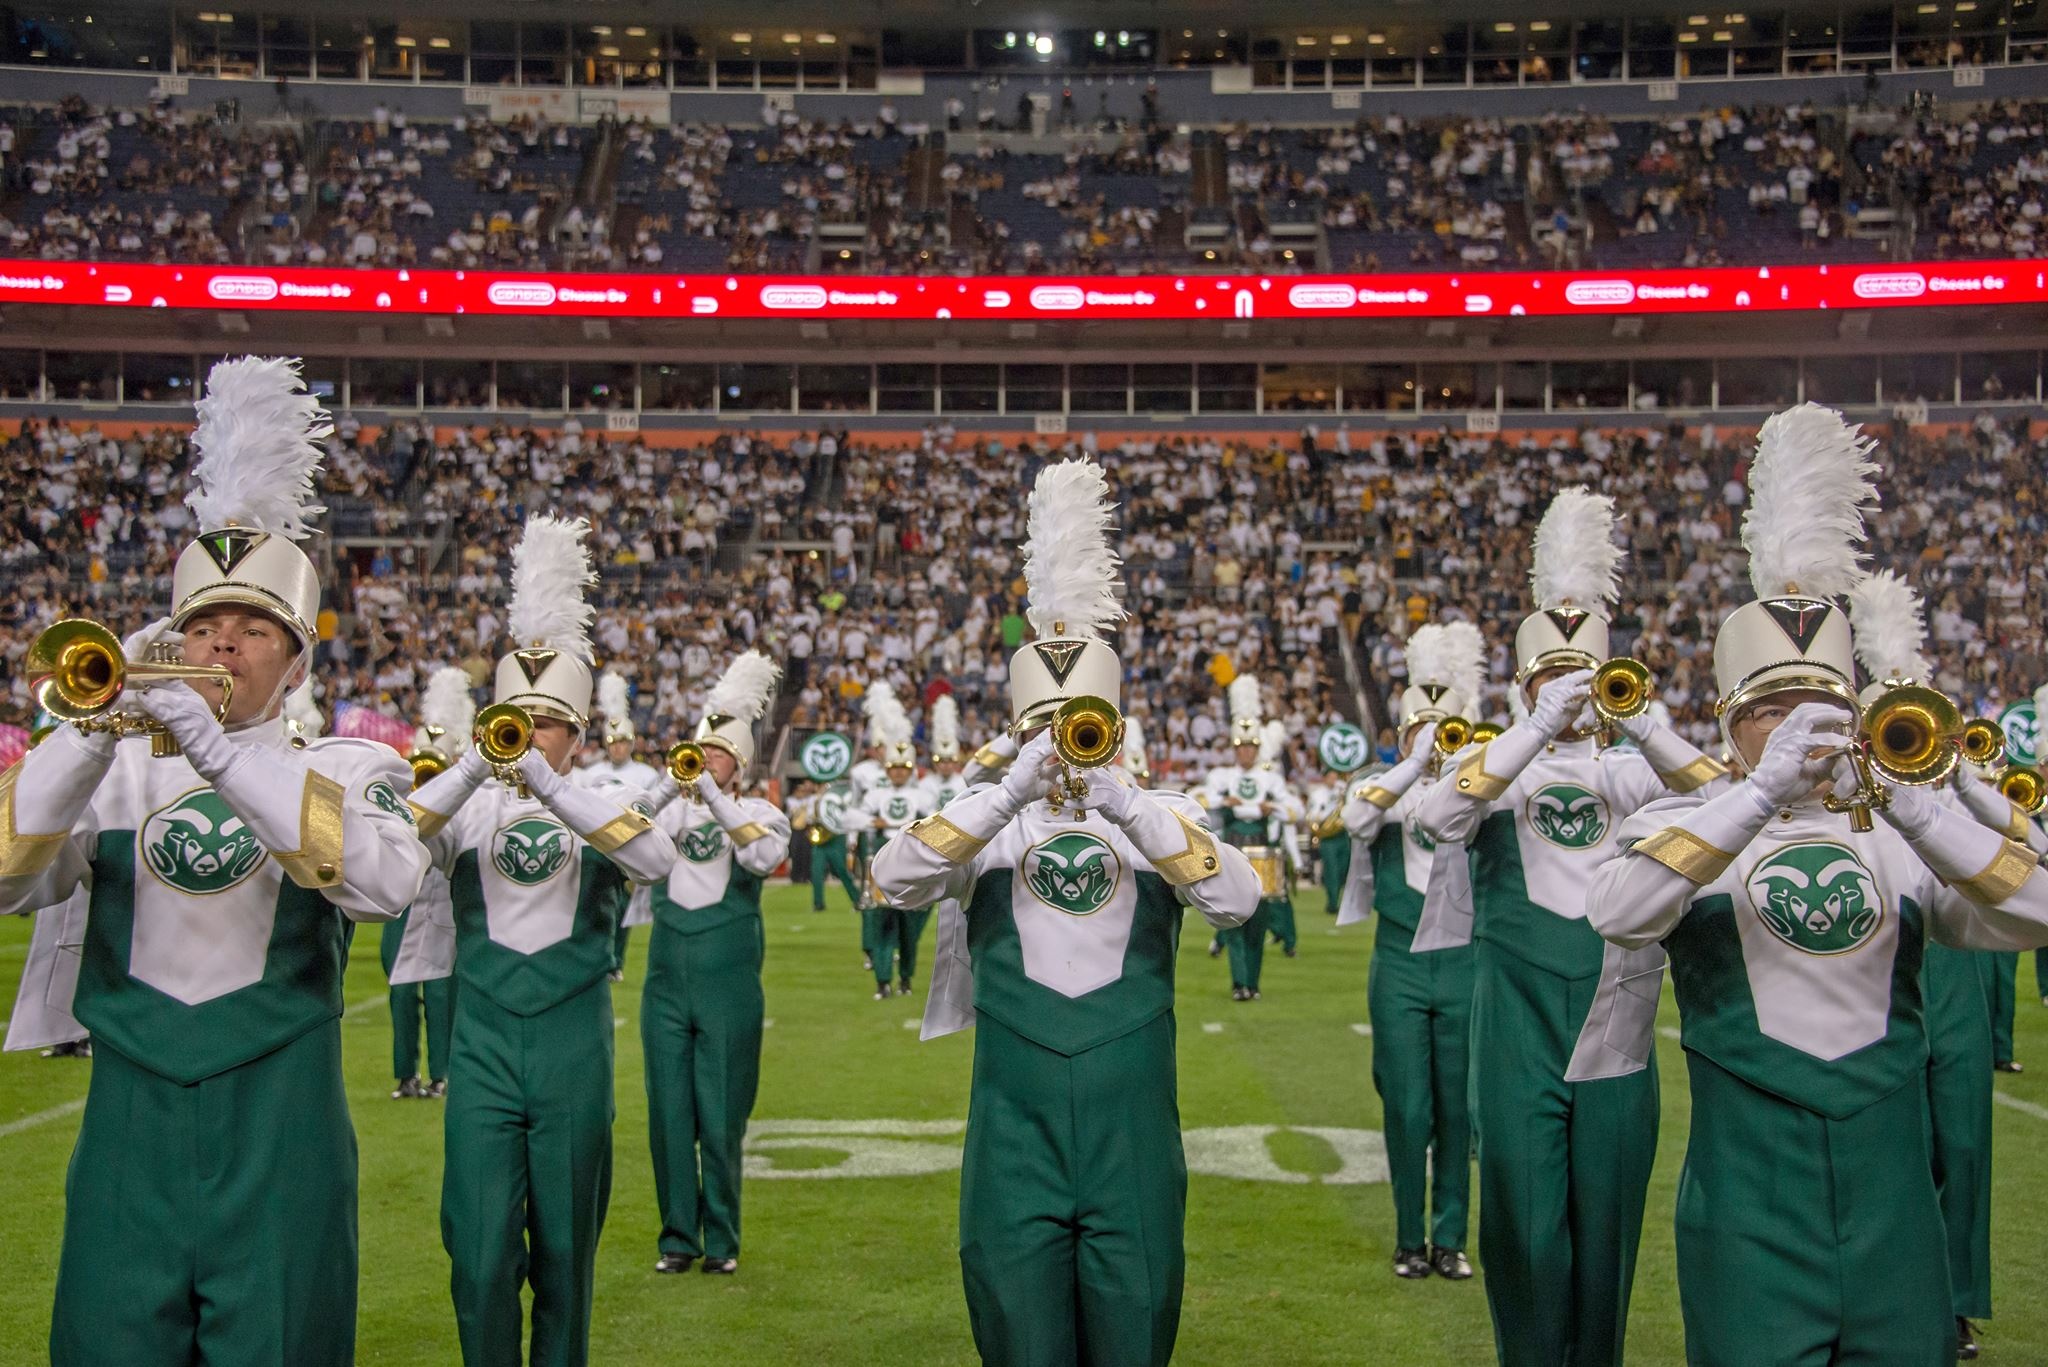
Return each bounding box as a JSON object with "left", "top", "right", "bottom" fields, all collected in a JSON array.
[
  {"left": 416, "top": 665, "right": 476, "bottom": 752},
  {"left": 696, "top": 651, "right": 780, "bottom": 771},
  {"left": 1227, "top": 674, "right": 1263, "bottom": 748},
  {"left": 1847, "top": 569, "right": 1934, "bottom": 708},
  {"left": 1713, "top": 404, "right": 1877, "bottom": 750},
  {"left": 1400, "top": 621, "right": 1484, "bottom": 731},
  {"left": 1514, "top": 486, "right": 1622, "bottom": 689},
  {"left": 493, "top": 514, "right": 599, "bottom": 728},
  {"left": 170, "top": 357, "right": 332, "bottom": 649},
  {"left": 1009, "top": 458, "right": 1124, "bottom": 730},
  {"left": 929, "top": 693, "right": 962, "bottom": 763},
  {"left": 863, "top": 679, "right": 915, "bottom": 770},
  {"left": 598, "top": 671, "right": 635, "bottom": 744}
]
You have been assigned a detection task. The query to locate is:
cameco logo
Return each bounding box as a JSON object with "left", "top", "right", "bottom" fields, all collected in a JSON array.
[
  {"left": 760, "top": 285, "right": 828, "bottom": 310},
  {"left": 486, "top": 281, "right": 557, "bottom": 307},
  {"left": 206, "top": 276, "right": 279, "bottom": 302},
  {"left": 1287, "top": 283, "right": 1357, "bottom": 310},
  {"left": 1028, "top": 286, "right": 1085, "bottom": 311},
  {"left": 1563, "top": 280, "right": 1636, "bottom": 307},
  {"left": 1852, "top": 272, "right": 1928, "bottom": 300}
]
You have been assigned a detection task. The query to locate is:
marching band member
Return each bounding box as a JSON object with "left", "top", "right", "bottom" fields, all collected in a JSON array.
[
  {"left": 1305, "top": 723, "right": 1368, "bottom": 917},
  {"left": 410, "top": 515, "right": 676, "bottom": 1367},
  {"left": 1204, "top": 676, "right": 1291, "bottom": 1000},
  {"left": 640, "top": 650, "right": 790, "bottom": 1276},
  {"left": 1414, "top": 488, "right": 1725, "bottom": 1367},
  {"left": 872, "top": 458, "right": 1257, "bottom": 1367},
  {"left": 1259, "top": 719, "right": 1307, "bottom": 958},
  {"left": 1340, "top": 621, "right": 1484, "bottom": 1281},
  {"left": 860, "top": 718, "right": 935, "bottom": 999},
  {"left": 0, "top": 357, "right": 427, "bottom": 1366},
  {"left": 923, "top": 694, "right": 971, "bottom": 810},
  {"left": 581, "top": 670, "right": 663, "bottom": 980},
  {"left": 1584, "top": 406, "right": 2048, "bottom": 1367},
  {"left": 386, "top": 665, "right": 472, "bottom": 1101}
]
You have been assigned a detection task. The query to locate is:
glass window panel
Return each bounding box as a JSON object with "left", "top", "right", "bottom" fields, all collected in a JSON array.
[
  {"left": 495, "top": 361, "right": 561, "bottom": 411},
  {"left": 1802, "top": 355, "right": 1877, "bottom": 405},
  {"left": 301, "top": 357, "right": 344, "bottom": 406},
  {"left": 1371, "top": 56, "right": 1418, "bottom": 84},
  {"left": 1552, "top": 361, "right": 1628, "bottom": 409},
  {"left": 521, "top": 22, "right": 567, "bottom": 54},
  {"left": 759, "top": 59, "right": 799, "bottom": 88},
  {"left": 1004, "top": 364, "right": 1064, "bottom": 414},
  {"left": 718, "top": 363, "right": 792, "bottom": 412},
  {"left": 352, "top": 358, "right": 421, "bottom": 408},
  {"left": 876, "top": 363, "right": 935, "bottom": 413},
  {"left": 715, "top": 59, "right": 756, "bottom": 88},
  {"left": 1631, "top": 359, "right": 1712, "bottom": 410},
  {"left": 798, "top": 364, "right": 871, "bottom": 413},
  {"left": 43, "top": 351, "right": 116, "bottom": 402},
  {"left": 0, "top": 350, "right": 39, "bottom": 400},
  {"left": 423, "top": 359, "right": 489, "bottom": 408},
  {"left": 1196, "top": 363, "right": 1257, "bottom": 413},
  {"left": 1070, "top": 363, "right": 1129, "bottom": 414},
  {"left": 121, "top": 353, "right": 195, "bottom": 404},
  {"left": 644, "top": 363, "right": 715, "bottom": 411},
  {"left": 1961, "top": 351, "right": 2036, "bottom": 401},
  {"left": 1422, "top": 363, "right": 1491, "bottom": 411},
  {"left": 1882, "top": 354, "right": 1955, "bottom": 404},
  {"left": 1134, "top": 363, "right": 1193, "bottom": 412},
  {"left": 472, "top": 21, "right": 517, "bottom": 53},
  {"left": 1263, "top": 364, "right": 1340, "bottom": 412},
  {"left": 1718, "top": 358, "right": 1795, "bottom": 408},
  {"left": 569, "top": 361, "right": 636, "bottom": 410},
  {"left": 940, "top": 363, "right": 999, "bottom": 414},
  {"left": 1502, "top": 361, "right": 1547, "bottom": 410},
  {"left": 1340, "top": 363, "right": 1415, "bottom": 413},
  {"left": 1332, "top": 57, "right": 1367, "bottom": 86}
]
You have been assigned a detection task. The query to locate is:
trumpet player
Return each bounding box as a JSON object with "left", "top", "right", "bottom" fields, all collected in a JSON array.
[
  {"left": 1203, "top": 674, "right": 1292, "bottom": 1000},
  {"left": 637, "top": 651, "right": 789, "bottom": 1277},
  {"left": 408, "top": 515, "right": 676, "bottom": 1367},
  {"left": 870, "top": 459, "right": 1257, "bottom": 1367},
  {"left": 1413, "top": 488, "right": 1726, "bottom": 1367},
  {"left": 580, "top": 671, "right": 663, "bottom": 981},
  {"left": 0, "top": 358, "right": 428, "bottom": 1367},
  {"left": 1338, "top": 622, "right": 1483, "bottom": 1282},
  {"left": 1585, "top": 406, "right": 2048, "bottom": 1367},
  {"left": 859, "top": 732, "right": 935, "bottom": 998}
]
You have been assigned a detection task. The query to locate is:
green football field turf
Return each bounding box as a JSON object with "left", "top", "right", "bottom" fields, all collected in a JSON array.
[{"left": 4, "top": 887, "right": 2048, "bottom": 1364}]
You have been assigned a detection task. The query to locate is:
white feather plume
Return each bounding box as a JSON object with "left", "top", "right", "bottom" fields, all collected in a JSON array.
[
  {"left": 507, "top": 515, "right": 597, "bottom": 660},
  {"left": 1847, "top": 570, "right": 1933, "bottom": 684},
  {"left": 283, "top": 679, "right": 322, "bottom": 738},
  {"left": 1404, "top": 625, "right": 1451, "bottom": 689},
  {"left": 421, "top": 665, "right": 476, "bottom": 737},
  {"left": 186, "top": 356, "right": 332, "bottom": 539},
  {"left": 706, "top": 651, "right": 781, "bottom": 723},
  {"left": 930, "top": 694, "right": 960, "bottom": 754},
  {"left": 1744, "top": 403, "right": 1880, "bottom": 600},
  {"left": 863, "top": 680, "right": 911, "bottom": 746},
  {"left": 1530, "top": 487, "right": 1623, "bottom": 610},
  {"left": 1023, "top": 458, "right": 1123, "bottom": 641},
  {"left": 1228, "top": 674, "right": 1262, "bottom": 725},
  {"left": 1439, "top": 622, "right": 1486, "bottom": 704},
  {"left": 1258, "top": 718, "right": 1287, "bottom": 766},
  {"left": 2035, "top": 682, "right": 2048, "bottom": 728},
  {"left": 598, "top": 671, "right": 631, "bottom": 723},
  {"left": 1121, "top": 713, "right": 1148, "bottom": 771}
]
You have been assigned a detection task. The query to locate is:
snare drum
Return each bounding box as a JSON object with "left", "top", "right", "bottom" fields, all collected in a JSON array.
[{"left": 1243, "top": 845, "right": 1286, "bottom": 900}]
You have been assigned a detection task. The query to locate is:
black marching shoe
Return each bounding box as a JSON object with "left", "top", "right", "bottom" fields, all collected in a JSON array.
[
  {"left": 425, "top": 1078, "right": 448, "bottom": 1099},
  {"left": 1994, "top": 1059, "right": 2023, "bottom": 1074},
  {"left": 1208, "top": 938, "right": 1224, "bottom": 958},
  {"left": 1429, "top": 1246, "right": 1473, "bottom": 1280},
  {"left": 391, "top": 1076, "right": 425, "bottom": 1100},
  {"left": 873, "top": 984, "right": 892, "bottom": 1001},
  {"left": 1283, "top": 946, "right": 1298, "bottom": 958},
  {"left": 40, "top": 1040, "right": 91, "bottom": 1060},
  {"left": 1231, "top": 986, "right": 1249, "bottom": 1002},
  {"left": 655, "top": 1253, "right": 695, "bottom": 1274},
  {"left": 899, "top": 978, "right": 915, "bottom": 997},
  {"left": 1392, "top": 1247, "right": 1431, "bottom": 1279},
  {"left": 701, "top": 1257, "right": 739, "bottom": 1275},
  {"left": 1957, "top": 1317, "right": 1979, "bottom": 1360}
]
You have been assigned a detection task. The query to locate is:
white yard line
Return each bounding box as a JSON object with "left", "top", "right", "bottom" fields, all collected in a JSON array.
[
  {"left": 343, "top": 994, "right": 387, "bottom": 1018},
  {"left": 1350, "top": 1023, "right": 1372, "bottom": 1036},
  {"left": 1658, "top": 1026, "right": 1682, "bottom": 1041},
  {"left": 0, "top": 1098, "right": 85, "bottom": 1139},
  {"left": 1994, "top": 1091, "right": 2048, "bottom": 1122},
  {"left": 1202, "top": 1022, "right": 1225, "bottom": 1034}
]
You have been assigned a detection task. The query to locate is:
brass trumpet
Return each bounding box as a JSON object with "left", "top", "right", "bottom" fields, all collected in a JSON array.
[
  {"left": 807, "top": 822, "right": 827, "bottom": 846},
  {"left": 409, "top": 746, "right": 451, "bottom": 786},
  {"left": 473, "top": 703, "right": 534, "bottom": 786},
  {"left": 1050, "top": 695, "right": 1124, "bottom": 769},
  {"left": 1961, "top": 718, "right": 2007, "bottom": 769},
  {"left": 667, "top": 741, "right": 707, "bottom": 785},
  {"left": 1432, "top": 716, "right": 1473, "bottom": 758},
  {"left": 1591, "top": 658, "right": 1654, "bottom": 726},
  {"left": 1471, "top": 722, "right": 1504, "bottom": 744},
  {"left": 1998, "top": 765, "right": 2046, "bottom": 815},
  {"left": 27, "top": 618, "right": 234, "bottom": 758},
  {"left": 1823, "top": 685, "right": 1963, "bottom": 831}
]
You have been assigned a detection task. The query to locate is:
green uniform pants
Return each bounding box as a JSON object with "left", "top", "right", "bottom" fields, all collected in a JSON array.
[
  {"left": 901, "top": 908, "right": 932, "bottom": 986},
  {"left": 382, "top": 916, "right": 456, "bottom": 1083},
  {"left": 1221, "top": 902, "right": 1276, "bottom": 992},
  {"left": 442, "top": 978, "right": 615, "bottom": 1367},
  {"left": 1368, "top": 921, "right": 1474, "bottom": 1252},
  {"left": 960, "top": 1012, "right": 1186, "bottom": 1367},
  {"left": 1470, "top": 944, "right": 1658, "bottom": 1367},
  {"left": 642, "top": 918, "right": 765, "bottom": 1261},
  {"left": 864, "top": 907, "right": 905, "bottom": 990},
  {"left": 1677, "top": 1053, "right": 1954, "bottom": 1366},
  {"left": 52, "top": 1022, "right": 358, "bottom": 1367},
  {"left": 1925, "top": 940, "right": 1993, "bottom": 1320},
  {"left": 1319, "top": 837, "right": 1351, "bottom": 915},
  {"left": 613, "top": 923, "right": 632, "bottom": 975},
  {"left": 1989, "top": 950, "right": 2019, "bottom": 1065},
  {"left": 1267, "top": 890, "right": 1298, "bottom": 952},
  {"left": 812, "top": 834, "right": 861, "bottom": 911}
]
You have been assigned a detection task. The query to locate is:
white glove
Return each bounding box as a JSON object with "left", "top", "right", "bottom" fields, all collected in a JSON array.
[
  {"left": 1528, "top": 669, "right": 1596, "bottom": 739},
  {"left": 515, "top": 748, "right": 567, "bottom": 798},
  {"left": 692, "top": 773, "right": 724, "bottom": 806},
  {"left": 1409, "top": 721, "right": 1439, "bottom": 758},
  {"left": 454, "top": 745, "right": 492, "bottom": 787},
  {"left": 1949, "top": 762, "right": 1980, "bottom": 794},
  {"left": 121, "top": 616, "right": 182, "bottom": 664},
  {"left": 1878, "top": 779, "right": 1941, "bottom": 841},
  {"left": 999, "top": 731, "right": 1059, "bottom": 808},
  {"left": 1065, "top": 765, "right": 1139, "bottom": 824},
  {"left": 1748, "top": 701, "right": 1853, "bottom": 811},
  {"left": 133, "top": 684, "right": 236, "bottom": 781},
  {"left": 1617, "top": 710, "right": 1658, "bottom": 744}
]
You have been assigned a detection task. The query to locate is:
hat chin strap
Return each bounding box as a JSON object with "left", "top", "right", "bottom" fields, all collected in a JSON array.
[{"left": 223, "top": 640, "right": 314, "bottom": 736}]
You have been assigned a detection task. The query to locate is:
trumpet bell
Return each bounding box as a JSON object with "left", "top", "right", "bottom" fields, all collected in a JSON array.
[
  {"left": 1051, "top": 696, "right": 1124, "bottom": 769},
  {"left": 807, "top": 823, "right": 827, "bottom": 846},
  {"left": 1999, "top": 765, "right": 2046, "bottom": 815},
  {"left": 1961, "top": 718, "right": 2007, "bottom": 769},
  {"left": 27, "top": 619, "right": 124, "bottom": 720},
  {"left": 1471, "top": 722, "right": 1504, "bottom": 745},
  {"left": 1433, "top": 717, "right": 1473, "bottom": 757},
  {"left": 668, "top": 741, "right": 707, "bottom": 784},
  {"left": 409, "top": 747, "right": 451, "bottom": 786},
  {"left": 474, "top": 704, "right": 534, "bottom": 767},
  {"left": 1592, "top": 658, "right": 1654, "bottom": 724},
  {"left": 1864, "top": 685, "right": 1964, "bottom": 787}
]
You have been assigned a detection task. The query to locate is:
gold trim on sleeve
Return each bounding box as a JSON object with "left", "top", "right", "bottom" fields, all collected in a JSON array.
[
  {"left": 0, "top": 765, "right": 69, "bottom": 879},
  {"left": 586, "top": 809, "right": 654, "bottom": 855},
  {"left": 1453, "top": 745, "right": 1509, "bottom": 802},
  {"left": 909, "top": 813, "right": 985, "bottom": 863},
  {"left": 2004, "top": 805, "right": 2031, "bottom": 843},
  {"left": 1152, "top": 812, "right": 1224, "bottom": 887},
  {"left": 1953, "top": 840, "right": 2040, "bottom": 906},
  {"left": 273, "top": 771, "right": 347, "bottom": 888},
  {"left": 1358, "top": 785, "right": 1399, "bottom": 811},
  {"left": 1632, "top": 827, "right": 1737, "bottom": 885},
  {"left": 410, "top": 804, "right": 450, "bottom": 840},
  {"left": 969, "top": 743, "right": 1011, "bottom": 773},
  {"left": 727, "top": 821, "right": 770, "bottom": 848},
  {"left": 1657, "top": 754, "right": 1730, "bottom": 795},
  {"left": 1310, "top": 810, "right": 1347, "bottom": 840}
]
